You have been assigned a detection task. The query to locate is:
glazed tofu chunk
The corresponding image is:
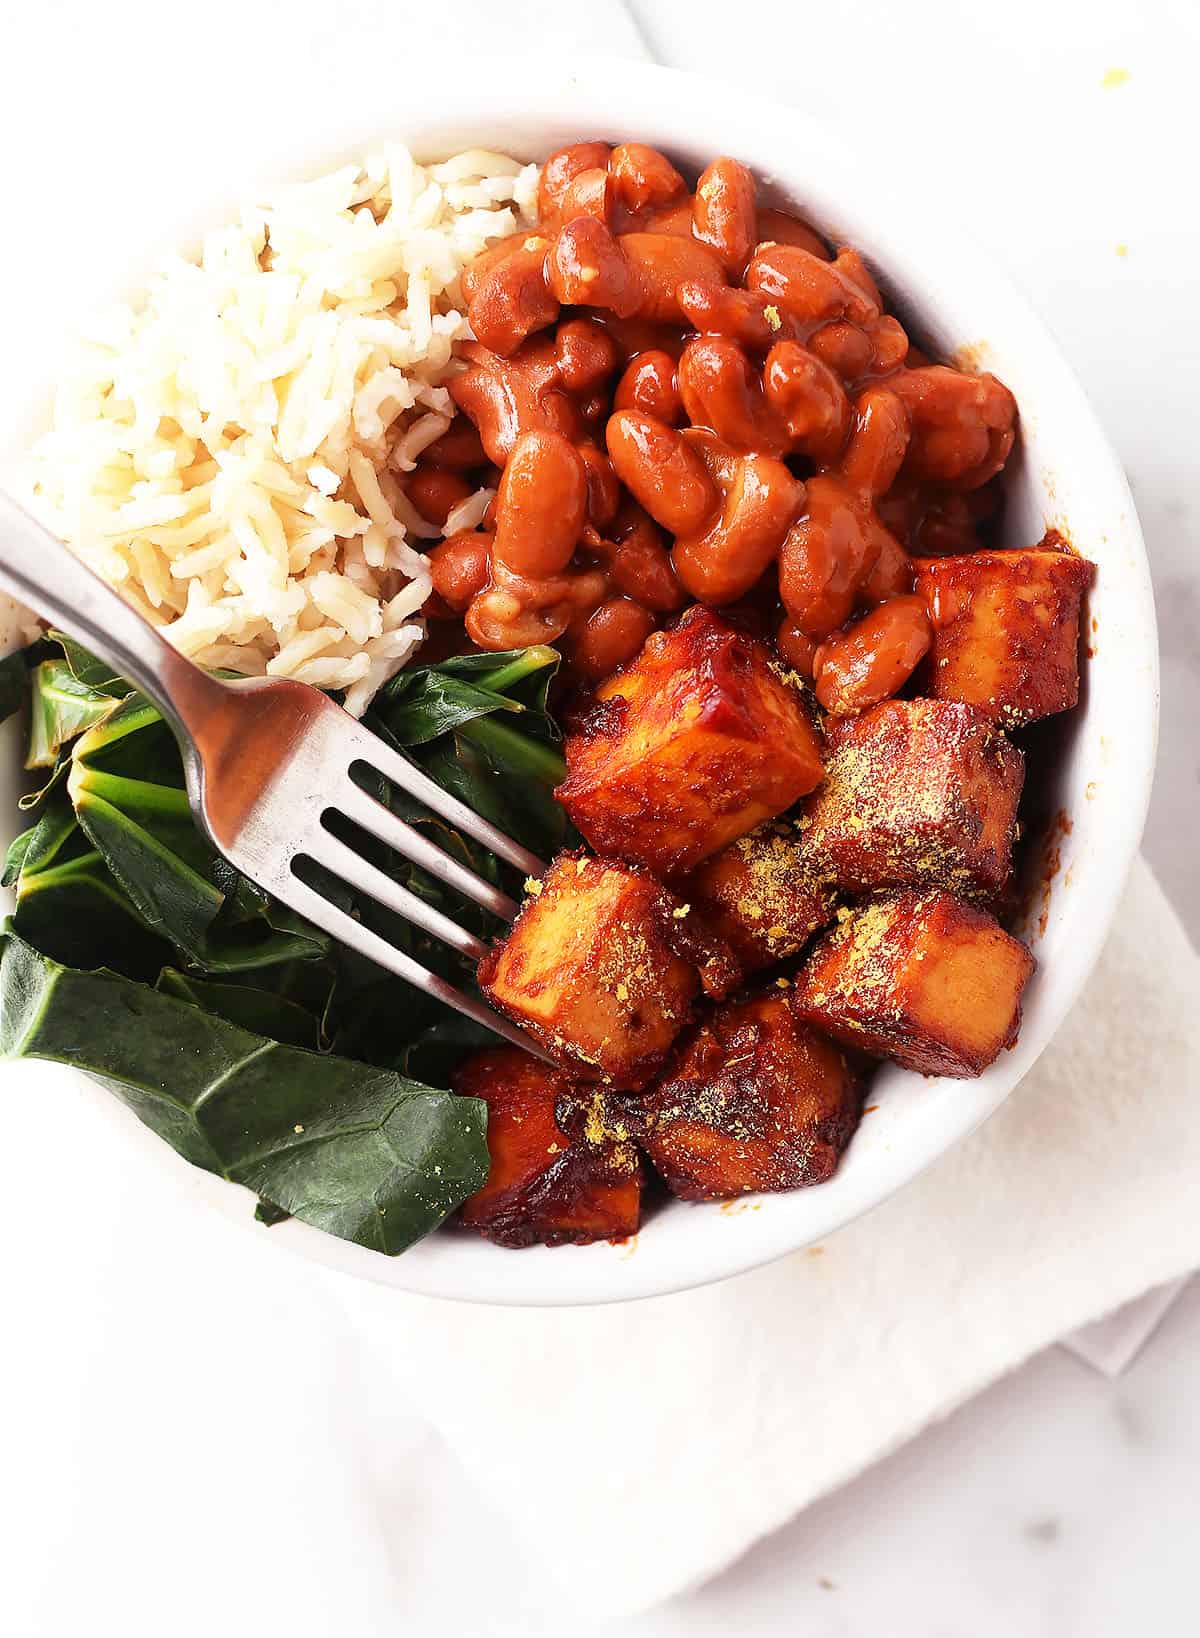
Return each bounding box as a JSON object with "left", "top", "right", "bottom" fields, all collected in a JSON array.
[
  {"left": 635, "top": 994, "right": 862, "bottom": 1200},
  {"left": 682, "top": 821, "right": 838, "bottom": 971},
  {"left": 793, "top": 890, "right": 1035, "bottom": 1077},
  {"left": 558, "top": 607, "right": 824, "bottom": 876},
  {"left": 455, "top": 1049, "right": 642, "bottom": 1247},
  {"left": 478, "top": 852, "right": 704, "bottom": 1089},
  {"left": 800, "top": 699, "right": 1024, "bottom": 899},
  {"left": 914, "top": 542, "right": 1095, "bottom": 726}
]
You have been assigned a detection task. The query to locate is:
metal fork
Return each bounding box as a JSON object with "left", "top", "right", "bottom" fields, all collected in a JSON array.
[{"left": 0, "top": 492, "right": 552, "bottom": 1060}]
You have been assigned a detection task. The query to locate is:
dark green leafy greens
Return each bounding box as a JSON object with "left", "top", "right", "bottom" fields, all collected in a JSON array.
[
  {"left": 0, "top": 635, "right": 568, "bottom": 1255},
  {"left": 0, "top": 934, "right": 488, "bottom": 1252},
  {"left": 0, "top": 651, "right": 26, "bottom": 728},
  {"left": 27, "top": 658, "right": 120, "bottom": 767}
]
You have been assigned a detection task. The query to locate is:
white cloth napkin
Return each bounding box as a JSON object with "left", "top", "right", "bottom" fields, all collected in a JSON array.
[{"left": 4, "top": 857, "right": 1198, "bottom": 1634}]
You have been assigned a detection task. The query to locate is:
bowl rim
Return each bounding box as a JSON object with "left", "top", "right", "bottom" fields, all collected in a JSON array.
[{"left": 0, "top": 56, "right": 1159, "bottom": 1306}]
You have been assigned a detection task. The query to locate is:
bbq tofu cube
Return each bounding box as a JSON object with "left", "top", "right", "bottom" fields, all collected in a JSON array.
[
  {"left": 635, "top": 993, "right": 862, "bottom": 1200},
  {"left": 914, "top": 543, "right": 1096, "bottom": 726},
  {"left": 800, "top": 699, "right": 1024, "bottom": 899},
  {"left": 682, "top": 821, "right": 838, "bottom": 971},
  {"left": 455, "top": 1048, "right": 642, "bottom": 1247},
  {"left": 793, "top": 890, "right": 1035, "bottom": 1077},
  {"left": 477, "top": 852, "right": 700, "bottom": 1089},
  {"left": 558, "top": 607, "right": 824, "bottom": 877}
]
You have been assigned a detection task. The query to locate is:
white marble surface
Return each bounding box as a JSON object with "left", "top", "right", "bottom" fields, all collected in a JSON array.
[{"left": 1, "top": 1, "right": 1197, "bottom": 1634}]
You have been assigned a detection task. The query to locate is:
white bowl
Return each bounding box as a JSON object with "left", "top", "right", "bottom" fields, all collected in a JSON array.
[{"left": 0, "top": 61, "right": 1158, "bottom": 1305}]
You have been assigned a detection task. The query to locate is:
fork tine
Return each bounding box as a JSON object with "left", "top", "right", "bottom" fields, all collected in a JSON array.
[
  {"left": 337, "top": 781, "right": 522, "bottom": 922},
  {"left": 348, "top": 727, "right": 547, "bottom": 877},
  {"left": 273, "top": 873, "right": 554, "bottom": 1063},
  {"left": 307, "top": 828, "right": 490, "bottom": 962}
]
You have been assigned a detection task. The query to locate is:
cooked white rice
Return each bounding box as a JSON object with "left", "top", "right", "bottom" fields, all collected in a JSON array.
[{"left": 28, "top": 146, "right": 539, "bottom": 715}]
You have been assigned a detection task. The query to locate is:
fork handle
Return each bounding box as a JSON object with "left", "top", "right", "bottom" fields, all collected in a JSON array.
[{"left": 0, "top": 489, "right": 225, "bottom": 745}]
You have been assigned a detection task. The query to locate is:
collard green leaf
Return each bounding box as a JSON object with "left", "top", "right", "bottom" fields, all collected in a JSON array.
[
  {"left": 66, "top": 701, "right": 327, "bottom": 973},
  {"left": 371, "top": 644, "right": 563, "bottom": 751},
  {"left": 0, "top": 931, "right": 489, "bottom": 1254},
  {"left": 26, "top": 660, "right": 119, "bottom": 768},
  {"left": 375, "top": 672, "right": 524, "bottom": 745},
  {"left": 156, "top": 969, "right": 324, "bottom": 1051},
  {"left": 2, "top": 824, "right": 35, "bottom": 889},
  {"left": 255, "top": 1198, "right": 292, "bottom": 1226},
  {"left": 46, "top": 630, "right": 137, "bottom": 698},
  {"left": 7, "top": 796, "right": 170, "bottom": 977},
  {"left": 70, "top": 776, "right": 222, "bottom": 959},
  {"left": 0, "top": 651, "right": 26, "bottom": 727}
]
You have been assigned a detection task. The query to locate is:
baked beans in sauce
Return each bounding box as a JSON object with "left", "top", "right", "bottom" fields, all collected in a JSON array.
[{"left": 419, "top": 140, "right": 1018, "bottom": 699}]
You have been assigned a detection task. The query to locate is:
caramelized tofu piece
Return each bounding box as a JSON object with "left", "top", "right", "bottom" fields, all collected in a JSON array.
[
  {"left": 801, "top": 699, "right": 1024, "bottom": 899},
  {"left": 914, "top": 543, "right": 1096, "bottom": 726},
  {"left": 682, "top": 821, "right": 838, "bottom": 971},
  {"left": 455, "top": 1049, "right": 642, "bottom": 1247},
  {"left": 558, "top": 607, "right": 824, "bottom": 876},
  {"left": 478, "top": 852, "right": 705, "bottom": 1089},
  {"left": 635, "top": 994, "right": 862, "bottom": 1200},
  {"left": 793, "top": 890, "right": 1035, "bottom": 1077}
]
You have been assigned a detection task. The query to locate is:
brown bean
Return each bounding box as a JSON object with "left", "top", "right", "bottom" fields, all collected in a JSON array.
[
  {"left": 605, "top": 409, "right": 719, "bottom": 536},
  {"left": 677, "top": 336, "right": 778, "bottom": 454},
  {"left": 425, "top": 417, "right": 487, "bottom": 471},
  {"left": 603, "top": 505, "right": 684, "bottom": 612},
  {"left": 776, "top": 618, "right": 818, "bottom": 679},
  {"left": 778, "top": 473, "right": 888, "bottom": 638},
  {"left": 860, "top": 529, "right": 913, "bottom": 603},
  {"left": 547, "top": 218, "right": 640, "bottom": 315},
  {"left": 492, "top": 430, "right": 587, "bottom": 576},
  {"left": 868, "top": 314, "right": 910, "bottom": 373},
  {"left": 460, "top": 234, "right": 524, "bottom": 305},
  {"left": 812, "top": 595, "right": 932, "bottom": 716},
  {"left": 692, "top": 157, "right": 757, "bottom": 273},
  {"left": 428, "top": 530, "right": 493, "bottom": 613},
  {"left": 466, "top": 586, "right": 570, "bottom": 649},
  {"left": 762, "top": 340, "right": 851, "bottom": 463},
  {"left": 555, "top": 318, "right": 619, "bottom": 394},
  {"left": 406, "top": 465, "right": 473, "bottom": 527},
  {"left": 613, "top": 350, "right": 681, "bottom": 423},
  {"left": 887, "top": 365, "right": 1017, "bottom": 490},
  {"left": 571, "top": 597, "right": 657, "bottom": 682},
  {"left": 619, "top": 232, "right": 728, "bottom": 324},
  {"left": 594, "top": 314, "right": 686, "bottom": 365},
  {"left": 673, "top": 453, "right": 804, "bottom": 604},
  {"left": 755, "top": 207, "right": 831, "bottom": 259},
  {"left": 466, "top": 236, "right": 558, "bottom": 357},
  {"left": 464, "top": 564, "right": 608, "bottom": 651},
  {"left": 538, "top": 142, "right": 613, "bottom": 227},
  {"left": 640, "top": 198, "right": 696, "bottom": 237},
  {"left": 746, "top": 243, "right": 879, "bottom": 325},
  {"left": 832, "top": 248, "right": 883, "bottom": 312},
  {"left": 576, "top": 441, "right": 622, "bottom": 532},
  {"left": 676, "top": 278, "right": 784, "bottom": 349},
  {"left": 840, "top": 387, "right": 910, "bottom": 495},
  {"left": 682, "top": 425, "right": 741, "bottom": 489},
  {"left": 558, "top": 166, "right": 613, "bottom": 227},
  {"left": 449, "top": 337, "right": 580, "bottom": 465},
  {"left": 808, "top": 320, "right": 875, "bottom": 381},
  {"left": 609, "top": 143, "right": 687, "bottom": 216}
]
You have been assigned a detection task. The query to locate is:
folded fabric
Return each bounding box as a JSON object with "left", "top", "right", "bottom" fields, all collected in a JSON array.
[{"left": 322, "top": 855, "right": 1200, "bottom": 1617}]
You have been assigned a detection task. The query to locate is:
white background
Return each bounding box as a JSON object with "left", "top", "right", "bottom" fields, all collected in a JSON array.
[{"left": 2, "top": 1, "right": 1198, "bottom": 1633}]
